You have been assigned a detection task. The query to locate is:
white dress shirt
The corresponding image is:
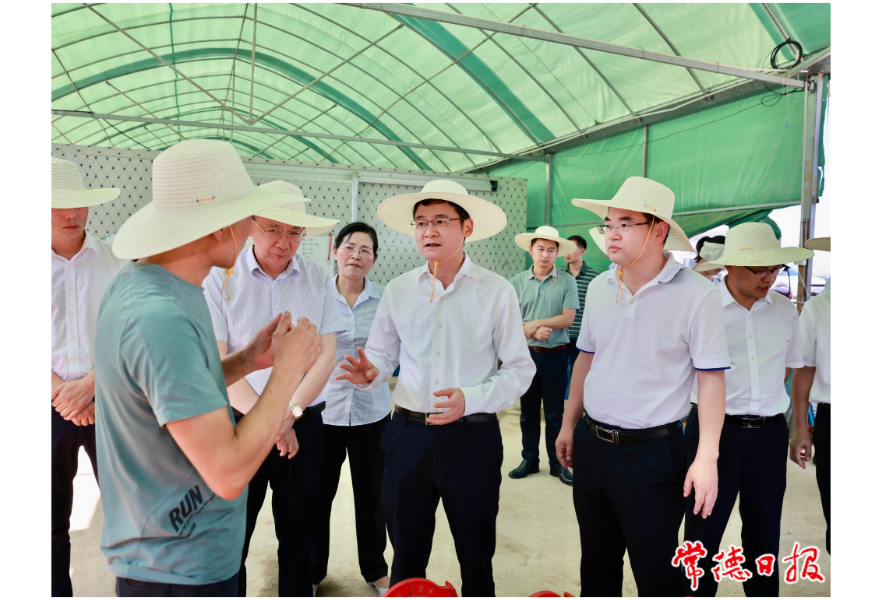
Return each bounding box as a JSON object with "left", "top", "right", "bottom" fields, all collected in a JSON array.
[
  {"left": 577, "top": 253, "right": 730, "bottom": 429},
  {"left": 800, "top": 280, "right": 831, "bottom": 404},
  {"left": 708, "top": 281, "right": 804, "bottom": 416},
  {"left": 359, "top": 254, "right": 535, "bottom": 416},
  {"left": 203, "top": 248, "right": 343, "bottom": 406},
  {"left": 323, "top": 277, "right": 392, "bottom": 426},
  {"left": 52, "top": 232, "right": 127, "bottom": 381}
]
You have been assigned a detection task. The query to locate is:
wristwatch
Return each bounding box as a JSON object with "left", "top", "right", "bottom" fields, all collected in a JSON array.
[{"left": 289, "top": 400, "right": 303, "bottom": 420}]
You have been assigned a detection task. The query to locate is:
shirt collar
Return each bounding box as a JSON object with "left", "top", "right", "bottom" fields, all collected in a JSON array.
[
  {"left": 602, "top": 252, "right": 683, "bottom": 286},
  {"left": 527, "top": 265, "right": 560, "bottom": 281},
  {"left": 333, "top": 275, "right": 382, "bottom": 306},
  {"left": 245, "top": 245, "right": 298, "bottom": 278},
  {"left": 416, "top": 252, "right": 480, "bottom": 282},
  {"left": 718, "top": 276, "right": 772, "bottom": 310},
  {"left": 51, "top": 230, "right": 99, "bottom": 261}
]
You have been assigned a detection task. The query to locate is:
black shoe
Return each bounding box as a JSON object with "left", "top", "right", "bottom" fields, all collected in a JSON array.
[
  {"left": 550, "top": 465, "right": 573, "bottom": 486},
  {"left": 508, "top": 460, "right": 540, "bottom": 479}
]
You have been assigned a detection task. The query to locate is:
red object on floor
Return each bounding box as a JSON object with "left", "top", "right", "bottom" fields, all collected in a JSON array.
[
  {"left": 383, "top": 578, "right": 458, "bottom": 597},
  {"left": 529, "top": 592, "right": 575, "bottom": 597}
]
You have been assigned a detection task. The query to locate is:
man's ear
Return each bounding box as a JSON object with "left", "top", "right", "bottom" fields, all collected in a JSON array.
[{"left": 463, "top": 217, "right": 475, "bottom": 238}]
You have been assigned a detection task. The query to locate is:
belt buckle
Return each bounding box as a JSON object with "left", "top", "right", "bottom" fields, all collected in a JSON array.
[
  {"left": 742, "top": 417, "right": 764, "bottom": 429},
  {"left": 595, "top": 425, "right": 620, "bottom": 444}
]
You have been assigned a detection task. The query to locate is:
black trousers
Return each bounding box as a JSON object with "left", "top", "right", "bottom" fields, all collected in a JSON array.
[
  {"left": 573, "top": 416, "right": 687, "bottom": 597},
  {"left": 381, "top": 410, "right": 503, "bottom": 597},
  {"left": 116, "top": 572, "right": 239, "bottom": 597},
  {"left": 568, "top": 338, "right": 580, "bottom": 368},
  {"left": 682, "top": 406, "right": 789, "bottom": 596},
  {"left": 52, "top": 406, "right": 98, "bottom": 597},
  {"left": 520, "top": 348, "right": 568, "bottom": 468},
  {"left": 235, "top": 411, "right": 324, "bottom": 597},
  {"left": 814, "top": 403, "right": 830, "bottom": 554},
  {"left": 311, "top": 415, "right": 390, "bottom": 585}
]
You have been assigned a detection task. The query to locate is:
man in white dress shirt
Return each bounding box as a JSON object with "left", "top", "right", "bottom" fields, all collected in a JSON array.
[
  {"left": 50, "top": 157, "right": 125, "bottom": 597},
  {"left": 790, "top": 236, "right": 831, "bottom": 555},
  {"left": 337, "top": 180, "right": 535, "bottom": 597},
  {"left": 556, "top": 177, "right": 729, "bottom": 596},
  {"left": 203, "top": 181, "right": 341, "bottom": 597},
  {"left": 687, "top": 223, "right": 813, "bottom": 596}
]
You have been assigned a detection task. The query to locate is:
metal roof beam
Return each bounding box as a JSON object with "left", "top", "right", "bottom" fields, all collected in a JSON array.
[
  {"left": 762, "top": 3, "right": 801, "bottom": 61},
  {"left": 345, "top": 3, "right": 806, "bottom": 88},
  {"left": 51, "top": 109, "right": 544, "bottom": 161},
  {"left": 633, "top": 3, "right": 707, "bottom": 94}
]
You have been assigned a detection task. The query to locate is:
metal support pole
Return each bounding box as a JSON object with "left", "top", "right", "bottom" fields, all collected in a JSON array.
[
  {"left": 642, "top": 125, "right": 649, "bottom": 177},
  {"left": 545, "top": 153, "right": 554, "bottom": 226},
  {"left": 350, "top": 175, "right": 359, "bottom": 223},
  {"left": 797, "top": 73, "right": 825, "bottom": 311}
]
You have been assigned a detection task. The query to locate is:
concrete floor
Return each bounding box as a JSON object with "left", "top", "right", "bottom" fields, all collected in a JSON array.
[{"left": 69, "top": 402, "right": 830, "bottom": 597}]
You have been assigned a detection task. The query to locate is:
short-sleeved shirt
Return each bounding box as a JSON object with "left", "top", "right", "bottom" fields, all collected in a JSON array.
[
  {"left": 510, "top": 267, "right": 580, "bottom": 348},
  {"left": 800, "top": 281, "right": 830, "bottom": 404},
  {"left": 94, "top": 262, "right": 245, "bottom": 586},
  {"left": 577, "top": 253, "right": 730, "bottom": 429},
  {"left": 203, "top": 248, "right": 344, "bottom": 404},
  {"left": 567, "top": 262, "right": 599, "bottom": 339},
  {"left": 322, "top": 277, "right": 392, "bottom": 427}
]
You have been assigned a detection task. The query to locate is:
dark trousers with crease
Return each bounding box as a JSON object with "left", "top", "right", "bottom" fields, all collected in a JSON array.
[
  {"left": 814, "top": 402, "right": 831, "bottom": 554},
  {"left": 234, "top": 411, "right": 323, "bottom": 597},
  {"left": 116, "top": 572, "right": 239, "bottom": 597},
  {"left": 311, "top": 415, "right": 390, "bottom": 585},
  {"left": 573, "top": 416, "right": 687, "bottom": 597},
  {"left": 682, "top": 405, "right": 788, "bottom": 596},
  {"left": 382, "top": 410, "right": 503, "bottom": 597},
  {"left": 52, "top": 406, "right": 98, "bottom": 597},
  {"left": 520, "top": 348, "right": 568, "bottom": 468}
]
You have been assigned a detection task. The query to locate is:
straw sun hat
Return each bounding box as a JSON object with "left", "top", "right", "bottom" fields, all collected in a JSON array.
[
  {"left": 256, "top": 180, "right": 339, "bottom": 238},
  {"left": 515, "top": 225, "right": 577, "bottom": 256},
  {"left": 52, "top": 157, "right": 120, "bottom": 208},
  {"left": 589, "top": 227, "right": 606, "bottom": 254},
  {"left": 698, "top": 241, "right": 725, "bottom": 262},
  {"left": 572, "top": 176, "right": 695, "bottom": 252},
  {"left": 112, "top": 140, "right": 297, "bottom": 260},
  {"left": 376, "top": 179, "right": 507, "bottom": 242},
  {"left": 696, "top": 223, "right": 814, "bottom": 272},
  {"left": 804, "top": 236, "right": 830, "bottom": 252}
]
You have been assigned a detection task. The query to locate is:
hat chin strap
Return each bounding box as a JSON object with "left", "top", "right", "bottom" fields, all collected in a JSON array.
[
  {"left": 615, "top": 219, "right": 654, "bottom": 303},
  {"left": 429, "top": 236, "right": 465, "bottom": 303},
  {"left": 222, "top": 225, "right": 238, "bottom": 301}
]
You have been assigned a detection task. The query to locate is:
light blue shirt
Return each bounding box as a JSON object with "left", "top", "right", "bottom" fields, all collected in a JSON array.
[
  {"left": 322, "top": 276, "right": 392, "bottom": 426},
  {"left": 94, "top": 262, "right": 245, "bottom": 585},
  {"left": 203, "top": 248, "right": 344, "bottom": 405}
]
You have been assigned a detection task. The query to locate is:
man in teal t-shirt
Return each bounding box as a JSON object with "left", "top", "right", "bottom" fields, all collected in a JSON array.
[{"left": 93, "top": 140, "right": 321, "bottom": 596}]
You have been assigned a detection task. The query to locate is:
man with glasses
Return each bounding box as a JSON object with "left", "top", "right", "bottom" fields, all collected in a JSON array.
[
  {"left": 688, "top": 222, "right": 813, "bottom": 596},
  {"left": 509, "top": 226, "right": 580, "bottom": 485},
  {"left": 202, "top": 181, "right": 342, "bottom": 597},
  {"left": 336, "top": 180, "right": 535, "bottom": 596}
]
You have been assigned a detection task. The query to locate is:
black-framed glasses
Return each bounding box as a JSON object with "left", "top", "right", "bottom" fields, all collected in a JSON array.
[
  {"left": 596, "top": 222, "right": 651, "bottom": 234},
  {"left": 743, "top": 265, "right": 787, "bottom": 277},
  {"left": 252, "top": 217, "right": 305, "bottom": 242},
  {"left": 412, "top": 217, "right": 462, "bottom": 230}
]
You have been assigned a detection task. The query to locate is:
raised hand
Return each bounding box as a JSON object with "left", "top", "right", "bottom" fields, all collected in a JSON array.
[
  {"left": 427, "top": 388, "right": 466, "bottom": 425},
  {"left": 245, "top": 313, "right": 283, "bottom": 372},
  {"left": 335, "top": 347, "right": 380, "bottom": 386},
  {"left": 271, "top": 313, "right": 320, "bottom": 379}
]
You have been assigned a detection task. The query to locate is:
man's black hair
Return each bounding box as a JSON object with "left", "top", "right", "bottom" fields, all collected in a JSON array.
[
  {"left": 568, "top": 235, "right": 587, "bottom": 251},
  {"left": 695, "top": 235, "right": 726, "bottom": 257},
  {"left": 335, "top": 221, "right": 379, "bottom": 256},
  {"left": 530, "top": 237, "right": 559, "bottom": 249},
  {"left": 412, "top": 199, "right": 471, "bottom": 224}
]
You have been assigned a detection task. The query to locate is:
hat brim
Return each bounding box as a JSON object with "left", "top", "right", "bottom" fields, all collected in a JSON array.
[
  {"left": 254, "top": 206, "right": 339, "bottom": 238},
  {"left": 377, "top": 191, "right": 507, "bottom": 242},
  {"left": 571, "top": 198, "right": 695, "bottom": 252},
  {"left": 514, "top": 232, "right": 577, "bottom": 256},
  {"left": 696, "top": 247, "right": 815, "bottom": 271},
  {"left": 804, "top": 237, "right": 830, "bottom": 252},
  {"left": 112, "top": 187, "right": 298, "bottom": 259},
  {"left": 52, "top": 187, "right": 120, "bottom": 209}
]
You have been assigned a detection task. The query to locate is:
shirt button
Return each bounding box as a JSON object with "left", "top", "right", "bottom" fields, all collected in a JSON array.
[
  {"left": 435, "top": 380, "right": 439, "bottom": 384},
  {"left": 274, "top": 306, "right": 279, "bottom": 310},
  {"left": 436, "top": 351, "right": 441, "bottom": 356},
  {"left": 437, "top": 323, "right": 443, "bottom": 328}
]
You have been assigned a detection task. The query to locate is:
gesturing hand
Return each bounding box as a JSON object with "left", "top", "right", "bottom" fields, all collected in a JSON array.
[
  {"left": 271, "top": 313, "right": 320, "bottom": 379},
  {"left": 427, "top": 388, "right": 466, "bottom": 425},
  {"left": 245, "top": 313, "right": 283, "bottom": 372},
  {"left": 335, "top": 347, "right": 380, "bottom": 386}
]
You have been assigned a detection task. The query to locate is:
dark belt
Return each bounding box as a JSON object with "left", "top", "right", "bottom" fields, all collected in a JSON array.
[
  {"left": 300, "top": 401, "right": 326, "bottom": 421},
  {"left": 583, "top": 414, "right": 682, "bottom": 445},
  {"left": 394, "top": 404, "right": 496, "bottom": 426},
  {"left": 724, "top": 412, "right": 784, "bottom": 429},
  {"left": 529, "top": 344, "right": 568, "bottom": 354}
]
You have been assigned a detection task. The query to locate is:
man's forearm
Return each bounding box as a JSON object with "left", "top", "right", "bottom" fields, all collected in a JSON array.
[
  {"left": 531, "top": 311, "right": 576, "bottom": 331},
  {"left": 228, "top": 377, "right": 260, "bottom": 415},
  {"left": 791, "top": 367, "right": 815, "bottom": 435},
  {"left": 695, "top": 371, "right": 726, "bottom": 462},
  {"left": 563, "top": 352, "right": 593, "bottom": 427},
  {"left": 221, "top": 349, "right": 253, "bottom": 387},
  {"left": 51, "top": 369, "right": 64, "bottom": 390}
]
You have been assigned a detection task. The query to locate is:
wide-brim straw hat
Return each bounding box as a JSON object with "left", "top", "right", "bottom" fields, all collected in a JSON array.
[
  {"left": 377, "top": 179, "right": 507, "bottom": 242},
  {"left": 804, "top": 236, "right": 830, "bottom": 252},
  {"left": 696, "top": 223, "right": 814, "bottom": 271},
  {"left": 515, "top": 225, "right": 577, "bottom": 256},
  {"left": 698, "top": 241, "right": 725, "bottom": 262},
  {"left": 572, "top": 176, "right": 694, "bottom": 252},
  {"left": 256, "top": 180, "right": 339, "bottom": 238},
  {"left": 112, "top": 140, "right": 297, "bottom": 260},
  {"left": 589, "top": 227, "right": 606, "bottom": 254},
  {"left": 52, "top": 157, "right": 120, "bottom": 208}
]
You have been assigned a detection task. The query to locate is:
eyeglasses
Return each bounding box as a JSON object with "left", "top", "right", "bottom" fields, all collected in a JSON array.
[
  {"left": 412, "top": 217, "right": 462, "bottom": 230},
  {"left": 743, "top": 265, "right": 786, "bottom": 277},
  {"left": 338, "top": 242, "right": 374, "bottom": 258},
  {"left": 596, "top": 222, "right": 651, "bottom": 234},
  {"left": 252, "top": 218, "right": 304, "bottom": 242}
]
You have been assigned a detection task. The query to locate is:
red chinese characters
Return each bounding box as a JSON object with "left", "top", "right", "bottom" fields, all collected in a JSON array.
[
  {"left": 755, "top": 554, "right": 776, "bottom": 577},
  {"left": 782, "top": 543, "right": 826, "bottom": 584},
  {"left": 672, "top": 541, "right": 708, "bottom": 592},
  {"left": 712, "top": 545, "right": 753, "bottom": 582}
]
